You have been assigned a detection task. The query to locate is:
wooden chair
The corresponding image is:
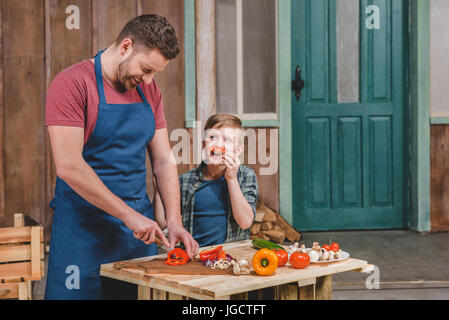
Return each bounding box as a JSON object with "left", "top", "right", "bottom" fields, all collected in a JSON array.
[{"left": 0, "top": 213, "right": 44, "bottom": 300}]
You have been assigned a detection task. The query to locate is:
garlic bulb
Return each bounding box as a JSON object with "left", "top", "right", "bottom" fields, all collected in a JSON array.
[
  {"left": 237, "top": 259, "right": 249, "bottom": 269},
  {"left": 231, "top": 259, "right": 250, "bottom": 276},
  {"left": 238, "top": 259, "right": 250, "bottom": 274},
  {"left": 231, "top": 260, "right": 240, "bottom": 275}
]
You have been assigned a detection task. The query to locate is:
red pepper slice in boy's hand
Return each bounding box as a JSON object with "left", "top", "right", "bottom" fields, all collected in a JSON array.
[
  {"left": 211, "top": 147, "right": 226, "bottom": 156},
  {"left": 164, "top": 248, "right": 190, "bottom": 266}
]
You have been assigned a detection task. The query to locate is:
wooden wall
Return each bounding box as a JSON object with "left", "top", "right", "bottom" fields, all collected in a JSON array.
[
  {"left": 430, "top": 125, "right": 449, "bottom": 231},
  {"left": 0, "top": 1, "right": 185, "bottom": 241}
]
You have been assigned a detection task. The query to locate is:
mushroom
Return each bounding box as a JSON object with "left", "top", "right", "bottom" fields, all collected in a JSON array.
[
  {"left": 334, "top": 250, "right": 343, "bottom": 260},
  {"left": 298, "top": 244, "right": 308, "bottom": 254},
  {"left": 328, "top": 250, "right": 335, "bottom": 260},
  {"left": 213, "top": 259, "right": 231, "bottom": 270},
  {"left": 319, "top": 248, "right": 329, "bottom": 261},
  {"left": 287, "top": 243, "right": 299, "bottom": 255},
  {"left": 308, "top": 249, "right": 320, "bottom": 262},
  {"left": 312, "top": 242, "right": 321, "bottom": 253}
]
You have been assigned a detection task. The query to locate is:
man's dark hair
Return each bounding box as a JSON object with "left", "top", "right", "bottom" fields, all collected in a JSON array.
[{"left": 115, "top": 14, "right": 180, "bottom": 60}]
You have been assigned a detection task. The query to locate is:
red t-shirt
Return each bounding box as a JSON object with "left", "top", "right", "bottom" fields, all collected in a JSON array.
[{"left": 45, "top": 60, "right": 167, "bottom": 145}]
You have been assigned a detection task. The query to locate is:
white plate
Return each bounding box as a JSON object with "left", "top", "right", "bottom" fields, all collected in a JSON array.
[{"left": 305, "top": 249, "right": 350, "bottom": 264}]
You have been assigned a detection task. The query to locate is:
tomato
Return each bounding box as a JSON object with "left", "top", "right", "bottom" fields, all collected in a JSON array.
[
  {"left": 289, "top": 252, "right": 310, "bottom": 269},
  {"left": 331, "top": 243, "right": 340, "bottom": 252},
  {"left": 322, "top": 244, "right": 331, "bottom": 251},
  {"left": 272, "top": 248, "right": 288, "bottom": 267}
]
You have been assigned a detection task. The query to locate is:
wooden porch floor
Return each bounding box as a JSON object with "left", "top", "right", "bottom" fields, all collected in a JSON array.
[{"left": 301, "top": 230, "right": 449, "bottom": 292}]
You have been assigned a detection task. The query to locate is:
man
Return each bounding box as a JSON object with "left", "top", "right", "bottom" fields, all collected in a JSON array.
[{"left": 45, "top": 14, "right": 199, "bottom": 300}]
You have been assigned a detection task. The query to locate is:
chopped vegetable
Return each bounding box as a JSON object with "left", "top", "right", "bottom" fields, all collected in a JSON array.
[
  {"left": 252, "top": 248, "right": 278, "bottom": 276},
  {"left": 199, "top": 245, "right": 223, "bottom": 261},
  {"left": 164, "top": 248, "right": 190, "bottom": 266},
  {"left": 218, "top": 250, "right": 227, "bottom": 261},
  {"left": 200, "top": 250, "right": 234, "bottom": 267},
  {"left": 213, "top": 259, "right": 231, "bottom": 270}
]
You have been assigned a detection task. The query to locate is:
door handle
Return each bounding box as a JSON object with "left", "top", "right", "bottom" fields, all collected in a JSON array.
[{"left": 292, "top": 65, "right": 305, "bottom": 101}]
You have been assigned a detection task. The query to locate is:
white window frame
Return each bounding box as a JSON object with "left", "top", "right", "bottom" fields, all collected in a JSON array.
[{"left": 233, "top": 0, "right": 279, "bottom": 121}]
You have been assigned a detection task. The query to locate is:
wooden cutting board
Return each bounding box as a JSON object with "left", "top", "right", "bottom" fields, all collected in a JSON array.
[{"left": 113, "top": 258, "right": 233, "bottom": 276}]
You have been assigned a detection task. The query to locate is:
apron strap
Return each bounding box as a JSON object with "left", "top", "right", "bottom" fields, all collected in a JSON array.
[
  {"left": 136, "top": 85, "right": 150, "bottom": 106},
  {"left": 94, "top": 49, "right": 107, "bottom": 104}
]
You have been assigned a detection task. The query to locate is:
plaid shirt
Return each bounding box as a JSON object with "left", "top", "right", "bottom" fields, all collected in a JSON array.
[{"left": 180, "top": 161, "right": 258, "bottom": 244}]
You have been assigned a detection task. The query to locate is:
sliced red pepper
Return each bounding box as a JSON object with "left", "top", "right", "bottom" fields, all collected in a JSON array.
[
  {"left": 164, "top": 248, "right": 190, "bottom": 266},
  {"left": 199, "top": 245, "right": 223, "bottom": 258},
  {"left": 218, "top": 250, "right": 227, "bottom": 261},
  {"left": 199, "top": 252, "right": 219, "bottom": 262}
]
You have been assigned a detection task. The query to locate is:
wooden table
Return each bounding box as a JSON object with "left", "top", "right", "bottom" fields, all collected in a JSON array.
[{"left": 100, "top": 240, "right": 373, "bottom": 300}]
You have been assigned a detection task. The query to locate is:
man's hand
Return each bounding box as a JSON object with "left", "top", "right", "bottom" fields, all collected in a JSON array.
[
  {"left": 166, "top": 222, "right": 199, "bottom": 260},
  {"left": 123, "top": 212, "right": 170, "bottom": 247}
]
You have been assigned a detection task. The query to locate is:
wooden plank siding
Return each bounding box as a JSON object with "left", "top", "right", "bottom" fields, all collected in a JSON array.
[
  {"left": 3, "top": 0, "right": 46, "bottom": 229},
  {"left": 430, "top": 124, "right": 449, "bottom": 231},
  {"left": 0, "top": 1, "right": 5, "bottom": 228}
]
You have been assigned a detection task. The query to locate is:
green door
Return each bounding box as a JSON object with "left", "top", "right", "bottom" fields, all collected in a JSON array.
[{"left": 291, "top": 0, "right": 408, "bottom": 231}]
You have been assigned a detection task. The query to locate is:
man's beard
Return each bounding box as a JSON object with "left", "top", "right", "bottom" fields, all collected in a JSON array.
[{"left": 112, "top": 55, "right": 138, "bottom": 93}]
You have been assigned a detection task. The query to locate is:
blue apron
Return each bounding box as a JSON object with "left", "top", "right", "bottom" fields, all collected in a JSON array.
[{"left": 45, "top": 49, "right": 157, "bottom": 300}]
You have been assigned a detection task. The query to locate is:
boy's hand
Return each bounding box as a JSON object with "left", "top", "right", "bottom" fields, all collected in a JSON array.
[{"left": 223, "top": 151, "right": 242, "bottom": 181}]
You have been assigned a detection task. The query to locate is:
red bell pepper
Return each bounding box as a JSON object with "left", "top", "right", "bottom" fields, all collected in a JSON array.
[
  {"left": 218, "top": 250, "right": 227, "bottom": 261},
  {"left": 198, "top": 245, "right": 223, "bottom": 261},
  {"left": 164, "top": 248, "right": 190, "bottom": 266}
]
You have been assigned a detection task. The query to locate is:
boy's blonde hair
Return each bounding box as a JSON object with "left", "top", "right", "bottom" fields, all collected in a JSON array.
[
  {"left": 204, "top": 114, "right": 244, "bottom": 144},
  {"left": 204, "top": 114, "right": 242, "bottom": 131}
]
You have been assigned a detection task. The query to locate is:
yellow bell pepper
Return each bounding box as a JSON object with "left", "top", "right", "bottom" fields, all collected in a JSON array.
[{"left": 252, "top": 248, "right": 278, "bottom": 276}]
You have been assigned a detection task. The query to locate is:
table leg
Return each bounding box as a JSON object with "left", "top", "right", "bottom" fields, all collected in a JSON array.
[
  {"left": 153, "top": 288, "right": 168, "bottom": 300},
  {"left": 300, "top": 275, "right": 332, "bottom": 300},
  {"left": 276, "top": 283, "right": 299, "bottom": 300},
  {"left": 230, "top": 292, "right": 248, "bottom": 300},
  {"left": 138, "top": 285, "right": 151, "bottom": 300},
  {"left": 299, "top": 284, "right": 315, "bottom": 300},
  {"left": 168, "top": 292, "right": 185, "bottom": 300}
]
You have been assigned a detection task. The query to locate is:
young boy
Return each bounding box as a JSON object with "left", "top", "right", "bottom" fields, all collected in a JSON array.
[{"left": 154, "top": 114, "right": 258, "bottom": 247}]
